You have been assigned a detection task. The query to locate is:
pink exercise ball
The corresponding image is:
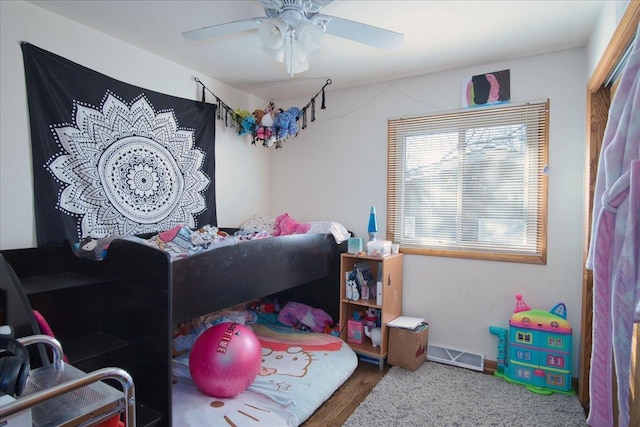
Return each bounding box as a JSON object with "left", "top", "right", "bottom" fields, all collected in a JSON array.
[{"left": 189, "top": 322, "right": 261, "bottom": 398}]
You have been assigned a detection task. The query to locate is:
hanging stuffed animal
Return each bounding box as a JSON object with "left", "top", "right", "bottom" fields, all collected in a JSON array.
[
  {"left": 252, "top": 109, "right": 265, "bottom": 124},
  {"left": 255, "top": 126, "right": 273, "bottom": 145},
  {"left": 261, "top": 102, "right": 277, "bottom": 128},
  {"left": 272, "top": 107, "right": 301, "bottom": 141},
  {"left": 254, "top": 103, "right": 278, "bottom": 146},
  {"left": 241, "top": 115, "right": 256, "bottom": 136},
  {"left": 233, "top": 109, "right": 254, "bottom": 136}
]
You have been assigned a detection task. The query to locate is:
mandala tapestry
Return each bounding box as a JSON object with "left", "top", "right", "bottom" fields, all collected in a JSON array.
[{"left": 21, "top": 43, "right": 217, "bottom": 246}]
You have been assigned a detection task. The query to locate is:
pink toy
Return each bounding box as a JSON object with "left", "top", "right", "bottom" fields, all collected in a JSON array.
[
  {"left": 364, "top": 307, "right": 379, "bottom": 329},
  {"left": 272, "top": 213, "right": 310, "bottom": 236},
  {"left": 189, "top": 322, "right": 261, "bottom": 398}
]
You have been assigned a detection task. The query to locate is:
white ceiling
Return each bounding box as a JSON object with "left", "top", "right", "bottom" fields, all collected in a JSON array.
[{"left": 27, "top": 0, "right": 604, "bottom": 101}]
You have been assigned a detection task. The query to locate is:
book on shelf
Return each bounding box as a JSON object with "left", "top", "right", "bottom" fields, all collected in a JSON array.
[{"left": 354, "top": 261, "right": 375, "bottom": 300}]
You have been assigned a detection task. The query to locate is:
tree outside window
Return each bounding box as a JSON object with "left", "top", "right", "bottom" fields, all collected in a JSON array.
[{"left": 387, "top": 101, "right": 549, "bottom": 264}]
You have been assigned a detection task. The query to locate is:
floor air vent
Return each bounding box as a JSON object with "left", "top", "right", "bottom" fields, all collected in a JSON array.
[{"left": 426, "top": 344, "right": 484, "bottom": 372}]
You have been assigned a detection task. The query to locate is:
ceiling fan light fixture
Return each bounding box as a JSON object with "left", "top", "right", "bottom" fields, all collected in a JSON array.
[
  {"left": 284, "top": 35, "right": 309, "bottom": 76},
  {"left": 295, "top": 20, "right": 324, "bottom": 57},
  {"left": 258, "top": 18, "right": 288, "bottom": 50},
  {"left": 262, "top": 45, "right": 285, "bottom": 62}
]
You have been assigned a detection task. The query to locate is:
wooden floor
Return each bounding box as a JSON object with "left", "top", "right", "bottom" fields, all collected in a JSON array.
[{"left": 302, "top": 360, "right": 390, "bottom": 426}]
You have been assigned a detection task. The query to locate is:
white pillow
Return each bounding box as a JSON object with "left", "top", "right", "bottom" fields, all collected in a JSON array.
[
  {"left": 307, "top": 221, "right": 351, "bottom": 244},
  {"left": 240, "top": 215, "right": 275, "bottom": 232}
]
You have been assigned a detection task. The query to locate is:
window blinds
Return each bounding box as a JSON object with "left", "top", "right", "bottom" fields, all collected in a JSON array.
[{"left": 387, "top": 100, "right": 549, "bottom": 263}]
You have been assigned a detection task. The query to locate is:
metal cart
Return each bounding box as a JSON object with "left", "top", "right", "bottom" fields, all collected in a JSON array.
[{"left": 0, "top": 334, "right": 135, "bottom": 427}]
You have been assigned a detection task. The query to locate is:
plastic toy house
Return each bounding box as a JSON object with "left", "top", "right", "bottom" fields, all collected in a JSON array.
[{"left": 489, "top": 294, "right": 573, "bottom": 395}]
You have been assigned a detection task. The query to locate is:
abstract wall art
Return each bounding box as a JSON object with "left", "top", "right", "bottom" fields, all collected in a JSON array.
[{"left": 462, "top": 69, "right": 510, "bottom": 107}]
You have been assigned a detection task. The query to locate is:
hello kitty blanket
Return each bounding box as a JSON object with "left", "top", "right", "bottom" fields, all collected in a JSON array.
[{"left": 171, "top": 323, "right": 358, "bottom": 426}]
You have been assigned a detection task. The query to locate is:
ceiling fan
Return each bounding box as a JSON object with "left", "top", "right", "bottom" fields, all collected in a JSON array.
[{"left": 182, "top": 0, "right": 404, "bottom": 77}]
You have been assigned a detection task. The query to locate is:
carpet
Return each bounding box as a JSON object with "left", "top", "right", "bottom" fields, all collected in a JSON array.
[{"left": 343, "top": 362, "right": 588, "bottom": 427}]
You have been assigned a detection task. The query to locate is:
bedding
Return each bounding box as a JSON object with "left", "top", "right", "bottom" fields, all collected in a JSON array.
[
  {"left": 75, "top": 218, "right": 351, "bottom": 261},
  {"left": 240, "top": 214, "right": 351, "bottom": 244},
  {"left": 171, "top": 323, "right": 358, "bottom": 426},
  {"left": 143, "top": 219, "right": 350, "bottom": 259}
]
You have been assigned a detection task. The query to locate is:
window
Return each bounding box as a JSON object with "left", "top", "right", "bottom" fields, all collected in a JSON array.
[{"left": 387, "top": 100, "right": 549, "bottom": 264}]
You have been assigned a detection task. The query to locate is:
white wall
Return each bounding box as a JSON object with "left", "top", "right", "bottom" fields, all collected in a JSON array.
[
  {"left": 587, "top": 0, "right": 631, "bottom": 76},
  {"left": 0, "top": 0, "right": 270, "bottom": 250},
  {"left": 273, "top": 49, "right": 588, "bottom": 374}
]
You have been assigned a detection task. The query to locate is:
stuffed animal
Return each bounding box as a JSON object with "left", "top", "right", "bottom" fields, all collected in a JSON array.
[
  {"left": 261, "top": 110, "right": 275, "bottom": 127},
  {"left": 255, "top": 126, "right": 274, "bottom": 145},
  {"left": 257, "top": 106, "right": 282, "bottom": 148},
  {"left": 272, "top": 107, "right": 301, "bottom": 140},
  {"left": 364, "top": 307, "right": 379, "bottom": 329},
  {"left": 247, "top": 298, "right": 280, "bottom": 314},
  {"left": 261, "top": 103, "right": 277, "bottom": 127},
  {"left": 76, "top": 235, "right": 122, "bottom": 260},
  {"left": 252, "top": 109, "right": 265, "bottom": 124},
  {"left": 233, "top": 109, "right": 247, "bottom": 121},
  {"left": 239, "top": 114, "right": 256, "bottom": 136},
  {"left": 272, "top": 213, "right": 310, "bottom": 236},
  {"left": 263, "top": 133, "right": 277, "bottom": 148},
  {"left": 364, "top": 325, "right": 382, "bottom": 347}
]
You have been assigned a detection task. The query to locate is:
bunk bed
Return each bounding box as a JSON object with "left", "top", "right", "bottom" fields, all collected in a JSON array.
[{"left": 1, "top": 225, "right": 352, "bottom": 426}]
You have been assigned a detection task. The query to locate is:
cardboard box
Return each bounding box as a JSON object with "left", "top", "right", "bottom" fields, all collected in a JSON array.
[
  {"left": 387, "top": 322, "right": 429, "bottom": 370},
  {"left": 347, "top": 319, "right": 365, "bottom": 344}
]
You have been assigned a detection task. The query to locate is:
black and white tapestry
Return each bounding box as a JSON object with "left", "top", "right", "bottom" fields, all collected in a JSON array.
[{"left": 21, "top": 43, "right": 217, "bottom": 246}]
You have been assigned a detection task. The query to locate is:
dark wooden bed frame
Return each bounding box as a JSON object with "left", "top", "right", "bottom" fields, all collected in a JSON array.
[{"left": 1, "top": 230, "right": 347, "bottom": 426}]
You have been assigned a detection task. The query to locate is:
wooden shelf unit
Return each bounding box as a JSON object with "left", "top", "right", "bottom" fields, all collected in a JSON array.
[{"left": 339, "top": 252, "right": 403, "bottom": 368}]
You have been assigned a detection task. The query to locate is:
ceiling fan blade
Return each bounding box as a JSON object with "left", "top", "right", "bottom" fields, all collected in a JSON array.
[
  {"left": 182, "top": 18, "right": 262, "bottom": 41},
  {"left": 312, "top": 0, "right": 335, "bottom": 8},
  {"left": 319, "top": 14, "right": 403, "bottom": 50}
]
